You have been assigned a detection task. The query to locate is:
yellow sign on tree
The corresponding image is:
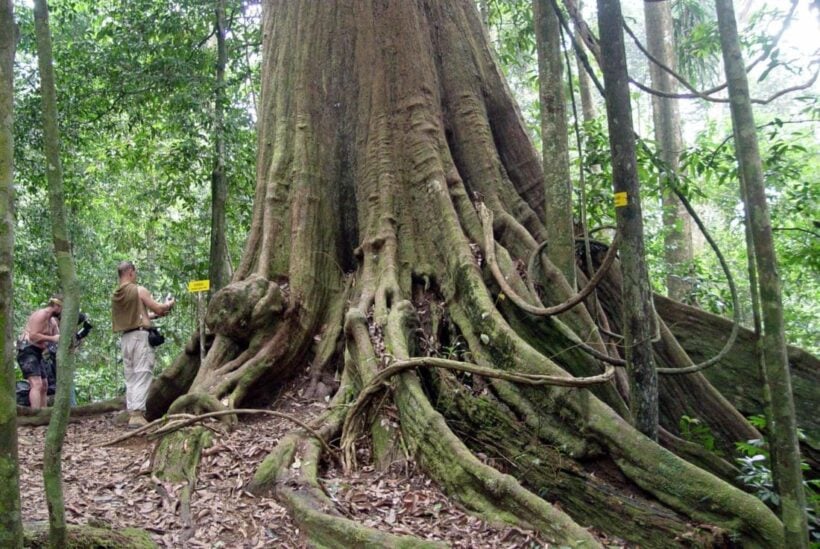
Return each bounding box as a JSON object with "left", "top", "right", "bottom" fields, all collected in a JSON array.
[{"left": 187, "top": 279, "right": 210, "bottom": 292}]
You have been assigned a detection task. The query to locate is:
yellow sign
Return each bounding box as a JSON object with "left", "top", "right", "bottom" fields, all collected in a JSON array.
[
  {"left": 187, "top": 279, "right": 210, "bottom": 292},
  {"left": 614, "top": 192, "right": 628, "bottom": 208}
]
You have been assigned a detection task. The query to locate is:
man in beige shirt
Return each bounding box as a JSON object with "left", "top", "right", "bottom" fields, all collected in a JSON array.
[
  {"left": 112, "top": 261, "right": 175, "bottom": 427},
  {"left": 17, "top": 295, "right": 62, "bottom": 408}
]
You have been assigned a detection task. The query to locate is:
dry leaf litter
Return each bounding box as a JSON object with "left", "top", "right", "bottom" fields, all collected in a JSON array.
[{"left": 18, "top": 381, "right": 551, "bottom": 548}]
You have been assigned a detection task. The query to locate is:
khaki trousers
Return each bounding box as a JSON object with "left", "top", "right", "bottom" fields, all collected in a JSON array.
[{"left": 121, "top": 330, "right": 155, "bottom": 412}]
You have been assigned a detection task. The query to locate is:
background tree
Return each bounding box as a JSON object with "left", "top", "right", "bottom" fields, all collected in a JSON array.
[
  {"left": 0, "top": 0, "right": 23, "bottom": 545},
  {"left": 715, "top": 0, "right": 808, "bottom": 544},
  {"left": 32, "top": 0, "right": 81, "bottom": 545},
  {"left": 534, "top": 0, "right": 575, "bottom": 287},
  {"left": 209, "top": 0, "right": 232, "bottom": 293},
  {"left": 643, "top": 0, "right": 694, "bottom": 301}
]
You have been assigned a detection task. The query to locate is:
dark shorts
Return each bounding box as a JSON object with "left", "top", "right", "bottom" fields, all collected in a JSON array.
[{"left": 17, "top": 345, "right": 47, "bottom": 379}]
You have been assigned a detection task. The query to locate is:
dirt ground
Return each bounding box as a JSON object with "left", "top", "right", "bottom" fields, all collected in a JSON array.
[{"left": 17, "top": 385, "right": 549, "bottom": 548}]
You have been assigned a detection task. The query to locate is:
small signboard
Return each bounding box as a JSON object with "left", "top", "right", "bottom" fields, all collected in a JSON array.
[{"left": 187, "top": 279, "right": 210, "bottom": 293}]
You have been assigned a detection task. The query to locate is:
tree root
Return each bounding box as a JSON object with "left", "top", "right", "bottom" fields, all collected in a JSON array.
[
  {"left": 23, "top": 521, "right": 156, "bottom": 548},
  {"left": 433, "top": 369, "right": 731, "bottom": 547},
  {"left": 150, "top": 427, "right": 211, "bottom": 545},
  {"left": 248, "top": 372, "right": 442, "bottom": 548},
  {"left": 656, "top": 293, "right": 820, "bottom": 470},
  {"left": 16, "top": 397, "right": 125, "bottom": 426},
  {"left": 384, "top": 300, "right": 601, "bottom": 547},
  {"left": 448, "top": 254, "right": 783, "bottom": 546},
  {"left": 340, "top": 355, "right": 615, "bottom": 467}
]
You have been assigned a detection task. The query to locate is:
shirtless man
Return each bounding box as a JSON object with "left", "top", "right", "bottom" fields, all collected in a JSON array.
[
  {"left": 17, "top": 296, "right": 62, "bottom": 408},
  {"left": 111, "top": 261, "right": 175, "bottom": 427}
]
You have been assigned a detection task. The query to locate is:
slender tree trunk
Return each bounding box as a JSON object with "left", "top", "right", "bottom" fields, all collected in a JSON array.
[
  {"left": 209, "top": 0, "right": 232, "bottom": 293},
  {"left": 643, "top": 0, "right": 694, "bottom": 302},
  {"left": 478, "top": 0, "right": 489, "bottom": 29},
  {"left": 33, "top": 1, "right": 81, "bottom": 547},
  {"left": 573, "top": 1, "right": 596, "bottom": 122},
  {"left": 534, "top": 0, "right": 575, "bottom": 287},
  {"left": 0, "top": 1, "right": 23, "bottom": 546},
  {"left": 596, "top": 0, "right": 658, "bottom": 440},
  {"left": 715, "top": 0, "right": 808, "bottom": 544}
]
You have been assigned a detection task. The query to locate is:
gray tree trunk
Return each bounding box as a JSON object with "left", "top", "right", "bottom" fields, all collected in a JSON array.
[
  {"left": 33, "top": 0, "right": 81, "bottom": 546},
  {"left": 574, "top": 1, "right": 596, "bottom": 122},
  {"left": 715, "top": 0, "right": 808, "bottom": 544},
  {"left": 209, "top": 0, "right": 232, "bottom": 293},
  {"left": 643, "top": 0, "right": 694, "bottom": 301},
  {"left": 0, "top": 0, "right": 23, "bottom": 546},
  {"left": 478, "top": 0, "right": 489, "bottom": 29},
  {"left": 534, "top": 0, "right": 575, "bottom": 287},
  {"left": 596, "top": 0, "right": 658, "bottom": 440}
]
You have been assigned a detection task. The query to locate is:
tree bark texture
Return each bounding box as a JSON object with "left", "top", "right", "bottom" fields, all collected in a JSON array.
[
  {"left": 0, "top": 1, "right": 23, "bottom": 546},
  {"left": 534, "top": 0, "right": 575, "bottom": 288},
  {"left": 33, "top": 1, "right": 82, "bottom": 547},
  {"left": 643, "top": 0, "right": 694, "bottom": 302},
  {"left": 655, "top": 294, "right": 820, "bottom": 470},
  {"left": 573, "top": 1, "right": 596, "bottom": 122},
  {"left": 146, "top": 1, "right": 795, "bottom": 545},
  {"left": 208, "top": 0, "right": 232, "bottom": 293},
  {"left": 715, "top": 0, "right": 809, "bottom": 544},
  {"left": 596, "top": 0, "right": 658, "bottom": 440}
]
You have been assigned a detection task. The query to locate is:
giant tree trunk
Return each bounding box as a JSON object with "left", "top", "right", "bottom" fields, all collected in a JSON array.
[
  {"left": 33, "top": 1, "right": 82, "bottom": 546},
  {"left": 147, "top": 1, "right": 797, "bottom": 545},
  {"left": 0, "top": 1, "right": 24, "bottom": 546}
]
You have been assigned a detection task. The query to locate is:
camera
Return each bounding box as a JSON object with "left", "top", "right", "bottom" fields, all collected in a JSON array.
[{"left": 76, "top": 311, "right": 93, "bottom": 341}]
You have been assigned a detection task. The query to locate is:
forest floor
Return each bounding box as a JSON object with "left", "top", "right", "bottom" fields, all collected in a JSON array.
[{"left": 17, "top": 376, "right": 552, "bottom": 548}]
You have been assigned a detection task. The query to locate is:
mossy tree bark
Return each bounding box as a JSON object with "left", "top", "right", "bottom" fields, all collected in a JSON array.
[
  {"left": 208, "top": 0, "right": 232, "bottom": 293},
  {"left": 33, "top": 0, "right": 81, "bottom": 547},
  {"left": 145, "top": 0, "right": 806, "bottom": 545},
  {"left": 0, "top": 1, "right": 23, "bottom": 546},
  {"left": 596, "top": 0, "right": 658, "bottom": 440},
  {"left": 715, "top": 0, "right": 808, "bottom": 544},
  {"left": 534, "top": 0, "right": 575, "bottom": 288}
]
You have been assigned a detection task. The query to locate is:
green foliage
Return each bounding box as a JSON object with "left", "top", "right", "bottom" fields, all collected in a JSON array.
[
  {"left": 735, "top": 414, "right": 820, "bottom": 543},
  {"left": 679, "top": 414, "right": 720, "bottom": 455},
  {"left": 12, "top": 0, "right": 259, "bottom": 401}
]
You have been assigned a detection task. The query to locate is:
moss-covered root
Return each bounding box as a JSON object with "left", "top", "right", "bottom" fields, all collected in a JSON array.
[
  {"left": 151, "top": 427, "right": 211, "bottom": 544},
  {"left": 266, "top": 435, "right": 444, "bottom": 549},
  {"left": 23, "top": 521, "right": 156, "bottom": 548},
  {"left": 435, "top": 372, "right": 729, "bottom": 547},
  {"left": 386, "top": 301, "right": 600, "bottom": 548},
  {"left": 248, "top": 370, "right": 440, "bottom": 548},
  {"left": 594, "top": 413, "right": 784, "bottom": 548}
]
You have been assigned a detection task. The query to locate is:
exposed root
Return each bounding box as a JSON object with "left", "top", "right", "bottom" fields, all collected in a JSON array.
[
  {"left": 383, "top": 300, "right": 601, "bottom": 547},
  {"left": 23, "top": 521, "right": 156, "bottom": 548},
  {"left": 16, "top": 397, "right": 125, "bottom": 426},
  {"left": 434, "top": 369, "right": 731, "bottom": 547},
  {"left": 151, "top": 427, "right": 212, "bottom": 545},
  {"left": 481, "top": 204, "right": 620, "bottom": 318},
  {"left": 340, "top": 355, "right": 615, "bottom": 468}
]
